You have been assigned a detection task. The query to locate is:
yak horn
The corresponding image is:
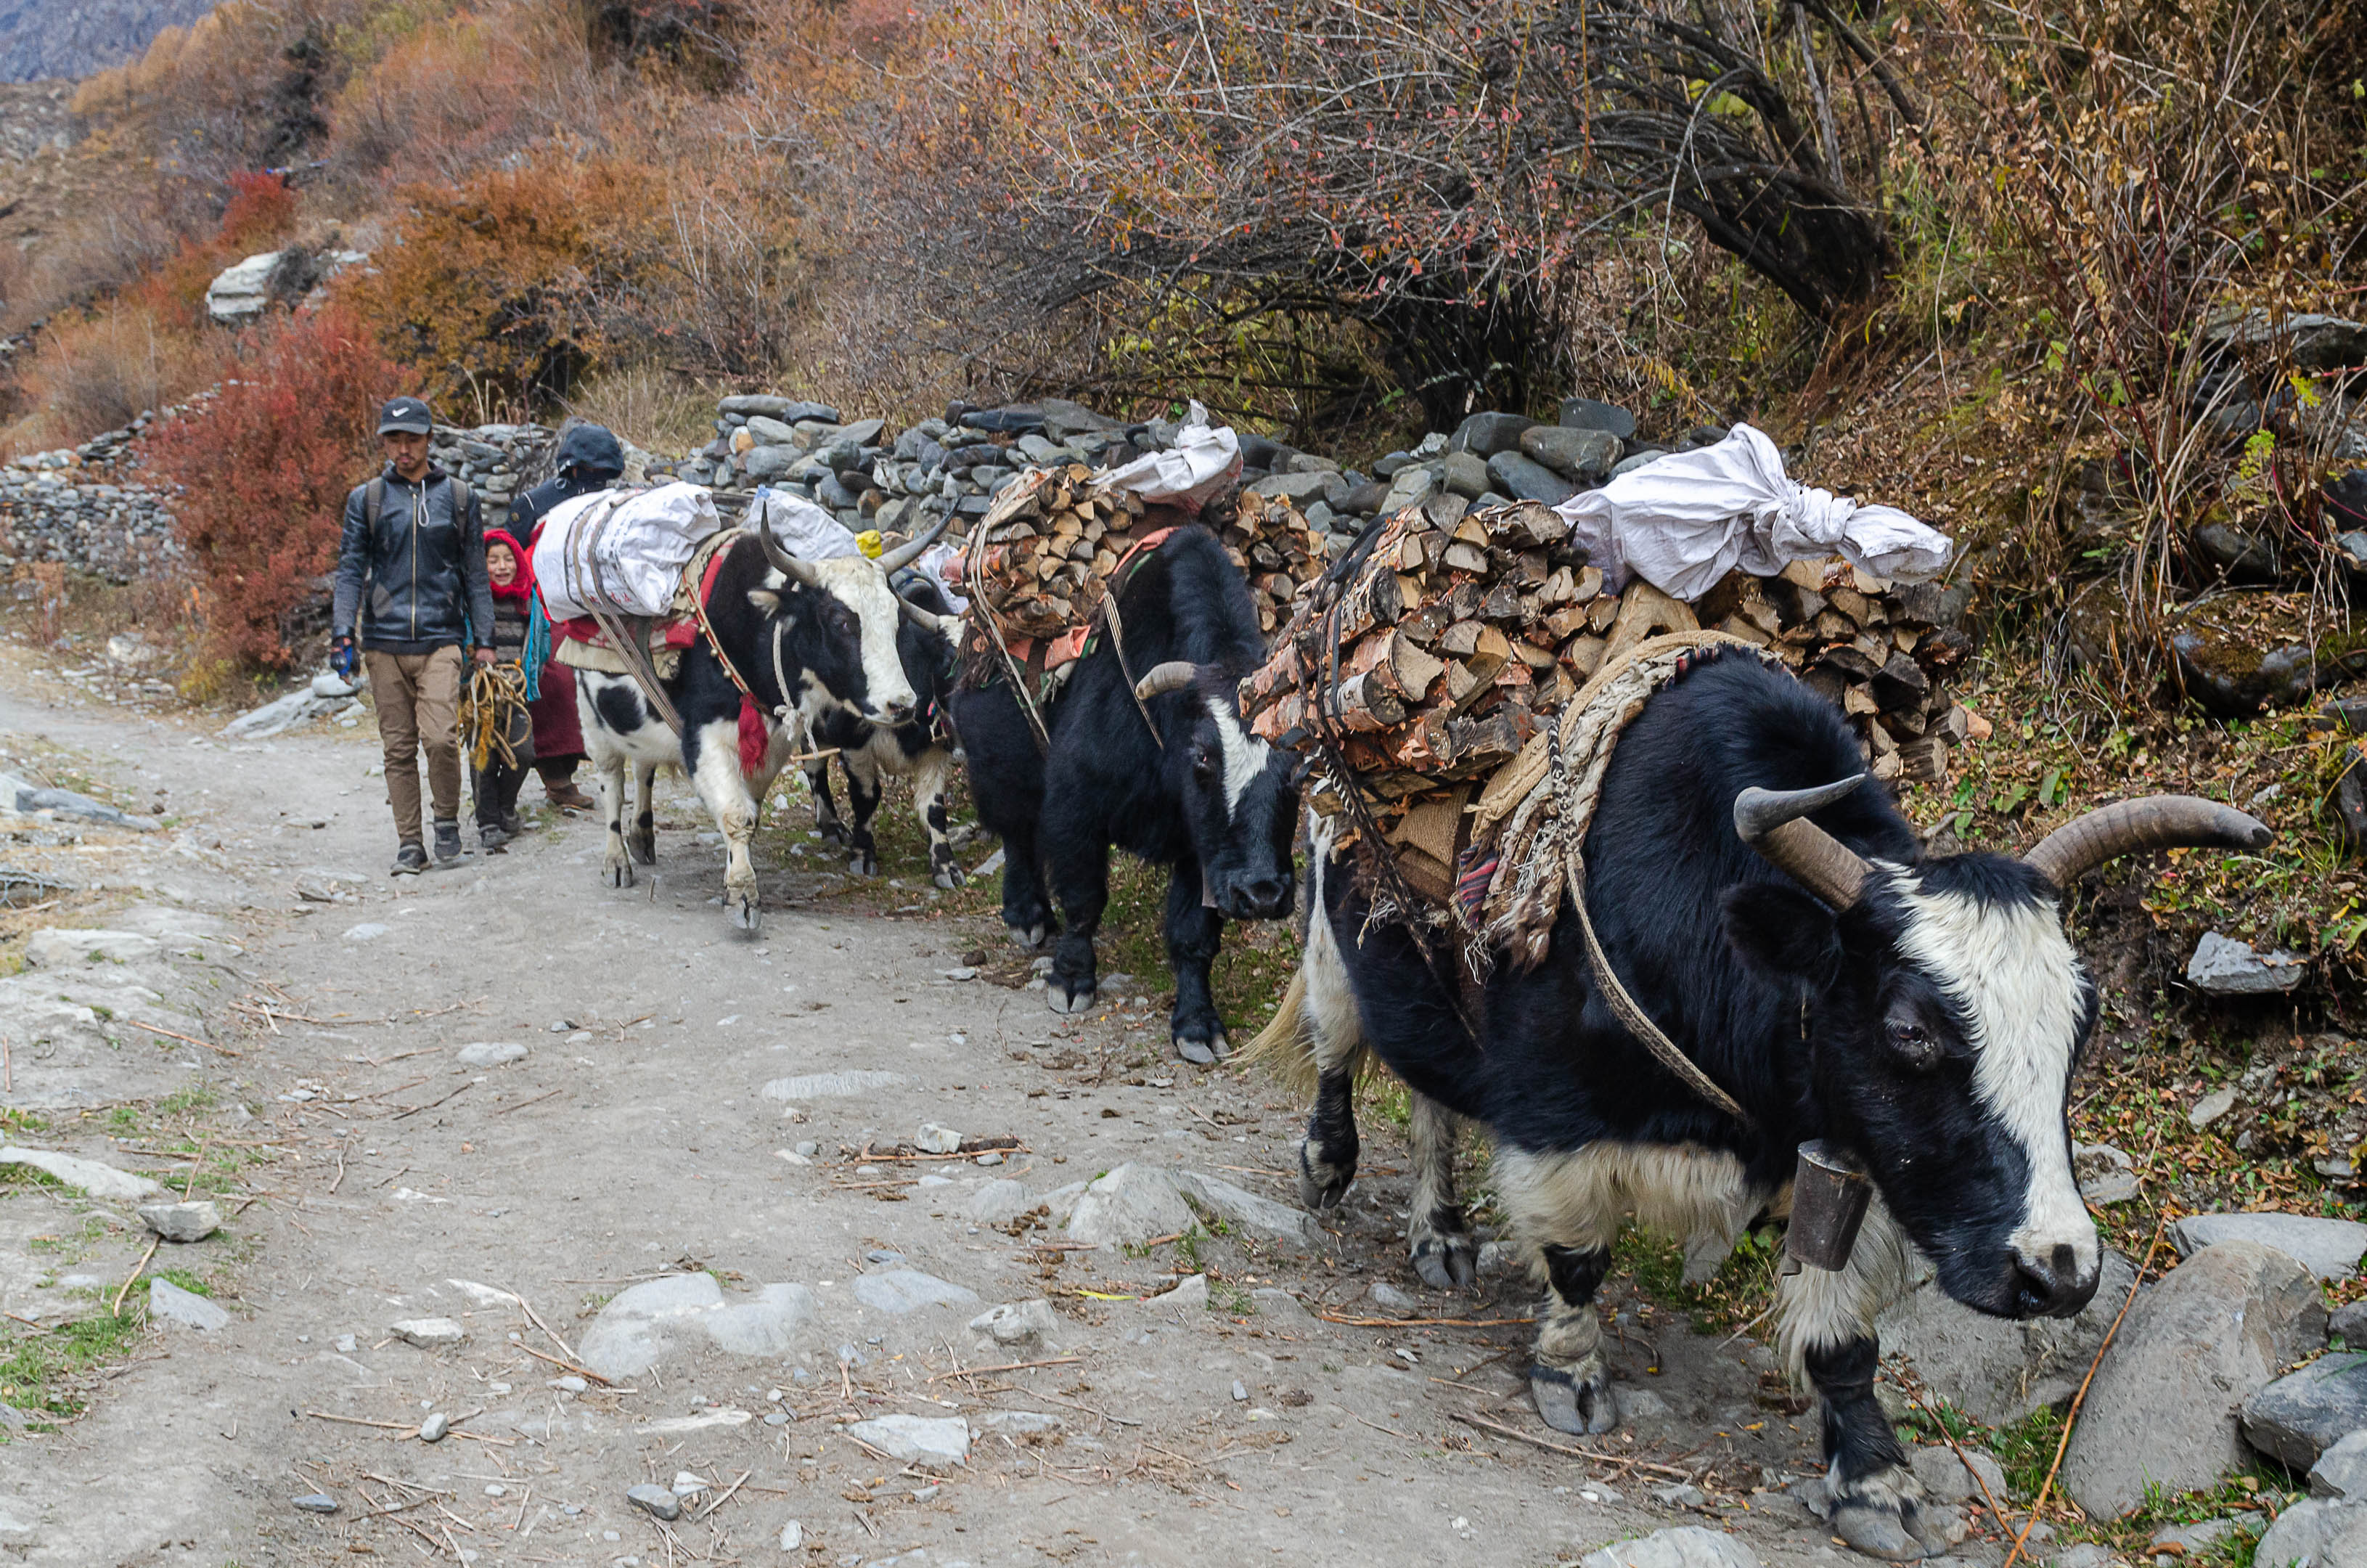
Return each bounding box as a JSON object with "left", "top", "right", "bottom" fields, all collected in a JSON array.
[
  {"left": 876, "top": 512, "right": 953, "bottom": 573},
  {"left": 2023, "top": 796, "right": 2273, "bottom": 889},
  {"left": 898, "top": 597, "right": 952, "bottom": 634},
  {"left": 1133, "top": 661, "right": 1201, "bottom": 701},
  {"left": 1733, "top": 775, "right": 1874, "bottom": 912},
  {"left": 754, "top": 518, "right": 820, "bottom": 587}
]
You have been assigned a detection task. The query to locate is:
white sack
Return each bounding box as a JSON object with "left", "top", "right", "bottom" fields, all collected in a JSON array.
[
  {"left": 1099, "top": 400, "right": 1242, "bottom": 512},
  {"left": 1553, "top": 423, "right": 1953, "bottom": 603},
  {"left": 534, "top": 481, "right": 722, "bottom": 620},
  {"left": 751, "top": 486, "right": 859, "bottom": 561}
]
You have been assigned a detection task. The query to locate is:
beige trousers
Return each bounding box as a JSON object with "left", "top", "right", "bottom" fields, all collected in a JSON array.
[{"left": 365, "top": 646, "right": 464, "bottom": 844}]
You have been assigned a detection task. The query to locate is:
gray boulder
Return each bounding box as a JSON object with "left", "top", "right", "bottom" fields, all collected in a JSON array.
[
  {"left": 2186, "top": 931, "right": 2307, "bottom": 996},
  {"left": 1438, "top": 450, "right": 1492, "bottom": 500},
  {"left": 2311, "top": 1429, "right": 2367, "bottom": 1499},
  {"left": 2060, "top": 1241, "right": 2326, "bottom": 1516},
  {"left": 1558, "top": 397, "right": 1638, "bottom": 441},
  {"left": 1485, "top": 451, "right": 1578, "bottom": 505},
  {"left": 577, "top": 1273, "right": 817, "bottom": 1378},
  {"left": 1244, "top": 472, "right": 1337, "bottom": 505},
  {"left": 846, "top": 1413, "right": 969, "bottom": 1468},
  {"left": 1171, "top": 1169, "right": 1323, "bottom": 1249},
  {"left": 2241, "top": 1352, "right": 2367, "bottom": 1469},
  {"left": 150, "top": 1278, "right": 228, "bottom": 1331},
  {"left": 2172, "top": 1212, "right": 2367, "bottom": 1281},
  {"left": 851, "top": 1270, "right": 978, "bottom": 1315},
  {"left": 1908, "top": 1443, "right": 2007, "bottom": 1506},
  {"left": 2253, "top": 1497, "right": 2367, "bottom": 1568},
  {"left": 1520, "top": 424, "right": 1622, "bottom": 481},
  {"left": 2332, "top": 1300, "right": 2367, "bottom": 1347},
  {"left": 967, "top": 1179, "right": 1037, "bottom": 1226},
  {"left": 1877, "top": 1250, "right": 2137, "bottom": 1426},
  {"left": 1579, "top": 1525, "right": 1760, "bottom": 1568},
  {"left": 1065, "top": 1164, "right": 1194, "bottom": 1246},
  {"left": 1449, "top": 412, "right": 1536, "bottom": 457},
  {"left": 1379, "top": 465, "right": 1437, "bottom": 515}
]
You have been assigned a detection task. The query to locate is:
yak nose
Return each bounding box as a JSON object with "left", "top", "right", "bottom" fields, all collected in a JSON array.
[
  {"left": 1232, "top": 875, "right": 1291, "bottom": 919},
  {"left": 2011, "top": 1243, "right": 2098, "bottom": 1318},
  {"left": 874, "top": 695, "right": 915, "bottom": 724}
]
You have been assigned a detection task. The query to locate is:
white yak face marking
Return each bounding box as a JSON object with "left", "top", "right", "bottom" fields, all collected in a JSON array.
[
  {"left": 1890, "top": 877, "right": 2096, "bottom": 1278},
  {"left": 1205, "top": 697, "right": 1270, "bottom": 817},
  {"left": 811, "top": 557, "right": 915, "bottom": 722}
]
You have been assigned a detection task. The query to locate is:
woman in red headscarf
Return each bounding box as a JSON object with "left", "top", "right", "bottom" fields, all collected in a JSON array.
[{"left": 474, "top": 530, "right": 544, "bottom": 849}]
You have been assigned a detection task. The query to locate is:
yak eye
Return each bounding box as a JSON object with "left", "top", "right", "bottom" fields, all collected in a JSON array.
[
  {"left": 1191, "top": 746, "right": 1218, "bottom": 780},
  {"left": 1884, "top": 1014, "right": 1945, "bottom": 1071}
]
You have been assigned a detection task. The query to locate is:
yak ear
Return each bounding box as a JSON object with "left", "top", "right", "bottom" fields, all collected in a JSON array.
[
  {"left": 746, "top": 587, "right": 782, "bottom": 613},
  {"left": 1722, "top": 883, "right": 1841, "bottom": 987}
]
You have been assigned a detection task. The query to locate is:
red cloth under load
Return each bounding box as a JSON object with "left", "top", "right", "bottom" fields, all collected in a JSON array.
[
  {"left": 530, "top": 663, "right": 584, "bottom": 760},
  {"left": 549, "top": 540, "right": 768, "bottom": 775}
]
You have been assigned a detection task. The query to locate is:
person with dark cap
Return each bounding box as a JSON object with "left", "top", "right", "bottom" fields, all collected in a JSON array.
[
  {"left": 504, "top": 420, "right": 625, "bottom": 813},
  {"left": 332, "top": 396, "right": 496, "bottom": 875}
]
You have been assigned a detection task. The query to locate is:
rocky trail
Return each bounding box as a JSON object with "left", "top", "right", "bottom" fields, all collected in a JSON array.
[{"left": 0, "top": 646, "right": 1873, "bottom": 1568}]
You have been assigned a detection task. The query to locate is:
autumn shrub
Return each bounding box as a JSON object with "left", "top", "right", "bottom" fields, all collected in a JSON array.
[
  {"left": 6, "top": 310, "right": 226, "bottom": 453},
  {"left": 145, "top": 303, "right": 409, "bottom": 668}
]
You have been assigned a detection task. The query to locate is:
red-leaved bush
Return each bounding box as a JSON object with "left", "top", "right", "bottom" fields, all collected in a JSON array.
[{"left": 147, "top": 302, "right": 409, "bottom": 668}]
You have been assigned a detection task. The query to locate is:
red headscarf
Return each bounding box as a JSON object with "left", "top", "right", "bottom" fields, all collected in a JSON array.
[{"left": 486, "top": 529, "right": 535, "bottom": 604}]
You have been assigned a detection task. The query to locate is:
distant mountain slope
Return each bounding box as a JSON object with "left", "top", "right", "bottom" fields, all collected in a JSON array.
[{"left": 0, "top": 0, "right": 217, "bottom": 84}]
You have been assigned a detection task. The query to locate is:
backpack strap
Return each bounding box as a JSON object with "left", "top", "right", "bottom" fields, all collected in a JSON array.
[{"left": 366, "top": 475, "right": 385, "bottom": 529}]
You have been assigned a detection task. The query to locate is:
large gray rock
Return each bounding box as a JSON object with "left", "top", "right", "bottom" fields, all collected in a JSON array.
[
  {"left": 2329, "top": 1299, "right": 2367, "bottom": 1346},
  {"left": 2186, "top": 931, "right": 2307, "bottom": 995},
  {"left": 2241, "top": 1352, "right": 2367, "bottom": 1469},
  {"left": 1066, "top": 1164, "right": 1194, "bottom": 1246},
  {"left": 1170, "top": 1170, "right": 1322, "bottom": 1249},
  {"left": 1448, "top": 412, "right": 1537, "bottom": 457},
  {"left": 1438, "top": 451, "right": 1492, "bottom": 500},
  {"left": 23, "top": 929, "right": 158, "bottom": 967},
  {"left": 1908, "top": 1443, "right": 2007, "bottom": 1506},
  {"left": 1559, "top": 397, "right": 1638, "bottom": 441},
  {"left": 1579, "top": 1525, "right": 1760, "bottom": 1568},
  {"left": 846, "top": 1414, "right": 969, "bottom": 1468},
  {"left": 2253, "top": 1497, "right": 2367, "bottom": 1568},
  {"left": 851, "top": 1270, "right": 978, "bottom": 1315},
  {"left": 0, "top": 1146, "right": 163, "bottom": 1201},
  {"left": 577, "top": 1273, "right": 818, "bottom": 1378},
  {"left": 204, "top": 250, "right": 282, "bottom": 322},
  {"left": 2061, "top": 1241, "right": 2326, "bottom": 1516},
  {"left": 1379, "top": 465, "right": 1436, "bottom": 515},
  {"left": 2310, "top": 1429, "right": 2367, "bottom": 1498},
  {"left": 150, "top": 1278, "right": 228, "bottom": 1331},
  {"left": 1485, "top": 450, "right": 1578, "bottom": 505},
  {"left": 1519, "top": 424, "right": 1622, "bottom": 481},
  {"left": 1877, "top": 1250, "right": 2137, "bottom": 1426},
  {"left": 968, "top": 1179, "right": 1037, "bottom": 1225},
  {"left": 2172, "top": 1212, "right": 2367, "bottom": 1281},
  {"left": 719, "top": 395, "right": 838, "bottom": 422},
  {"left": 137, "top": 1199, "right": 221, "bottom": 1243},
  {"left": 968, "top": 1299, "right": 1057, "bottom": 1345},
  {"left": 1244, "top": 472, "right": 1336, "bottom": 505}
]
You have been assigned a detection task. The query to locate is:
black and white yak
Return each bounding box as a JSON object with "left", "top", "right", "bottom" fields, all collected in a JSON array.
[
  {"left": 576, "top": 518, "right": 949, "bottom": 931},
  {"left": 1260, "top": 649, "right": 2269, "bottom": 1559},
  {"left": 953, "top": 526, "right": 1301, "bottom": 1065},
  {"left": 794, "top": 569, "right": 967, "bottom": 891}
]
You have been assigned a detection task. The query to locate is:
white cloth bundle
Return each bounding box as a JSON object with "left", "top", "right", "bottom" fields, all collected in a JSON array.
[
  {"left": 533, "top": 481, "right": 722, "bottom": 620},
  {"left": 1098, "top": 400, "right": 1243, "bottom": 513},
  {"left": 1554, "top": 424, "right": 1953, "bottom": 603}
]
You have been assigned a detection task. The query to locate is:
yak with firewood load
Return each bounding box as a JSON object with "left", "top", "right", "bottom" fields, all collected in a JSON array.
[
  {"left": 1257, "top": 645, "right": 2269, "bottom": 1560},
  {"left": 571, "top": 513, "right": 951, "bottom": 932}
]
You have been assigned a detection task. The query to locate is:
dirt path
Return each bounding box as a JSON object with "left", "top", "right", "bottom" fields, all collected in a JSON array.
[{"left": 0, "top": 650, "right": 1856, "bottom": 1568}]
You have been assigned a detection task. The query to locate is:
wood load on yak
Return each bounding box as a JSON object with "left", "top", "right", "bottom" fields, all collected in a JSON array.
[
  {"left": 531, "top": 481, "right": 949, "bottom": 931},
  {"left": 1241, "top": 433, "right": 2271, "bottom": 1560},
  {"left": 945, "top": 415, "right": 1325, "bottom": 1063}
]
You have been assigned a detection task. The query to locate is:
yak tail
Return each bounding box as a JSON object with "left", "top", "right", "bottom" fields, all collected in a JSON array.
[{"left": 1241, "top": 967, "right": 1318, "bottom": 1093}]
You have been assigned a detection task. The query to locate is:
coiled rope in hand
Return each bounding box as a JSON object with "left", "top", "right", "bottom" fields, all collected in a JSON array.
[{"left": 458, "top": 661, "right": 532, "bottom": 772}]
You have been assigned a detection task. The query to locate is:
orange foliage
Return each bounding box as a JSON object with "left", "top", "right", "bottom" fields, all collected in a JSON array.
[
  {"left": 217, "top": 171, "right": 297, "bottom": 250},
  {"left": 146, "top": 303, "right": 408, "bottom": 668}
]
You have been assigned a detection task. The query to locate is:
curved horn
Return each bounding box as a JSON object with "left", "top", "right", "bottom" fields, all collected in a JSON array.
[
  {"left": 1132, "top": 661, "right": 1201, "bottom": 701},
  {"left": 2023, "top": 796, "right": 2273, "bottom": 889},
  {"left": 876, "top": 512, "right": 953, "bottom": 573},
  {"left": 753, "top": 518, "right": 820, "bottom": 587},
  {"left": 898, "top": 596, "right": 953, "bottom": 635},
  {"left": 1733, "top": 775, "right": 1875, "bottom": 911}
]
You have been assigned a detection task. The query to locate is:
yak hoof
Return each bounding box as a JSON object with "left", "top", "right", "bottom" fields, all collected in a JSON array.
[
  {"left": 604, "top": 846, "right": 635, "bottom": 889},
  {"left": 1007, "top": 920, "right": 1050, "bottom": 950},
  {"left": 730, "top": 897, "right": 762, "bottom": 935},
  {"left": 933, "top": 862, "right": 968, "bottom": 891},
  {"left": 847, "top": 851, "right": 878, "bottom": 878},
  {"left": 1296, "top": 1140, "right": 1353, "bottom": 1212},
  {"left": 1046, "top": 980, "right": 1095, "bottom": 1015},
  {"left": 816, "top": 820, "right": 849, "bottom": 846},
  {"left": 1413, "top": 1234, "right": 1479, "bottom": 1292},
  {"left": 1530, "top": 1362, "right": 1617, "bottom": 1436},
  {"left": 630, "top": 830, "right": 657, "bottom": 866},
  {"left": 1172, "top": 1023, "right": 1227, "bottom": 1066},
  {"left": 1831, "top": 1501, "right": 1940, "bottom": 1562}
]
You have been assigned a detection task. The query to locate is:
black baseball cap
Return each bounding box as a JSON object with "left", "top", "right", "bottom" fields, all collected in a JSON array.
[{"left": 377, "top": 396, "right": 434, "bottom": 436}]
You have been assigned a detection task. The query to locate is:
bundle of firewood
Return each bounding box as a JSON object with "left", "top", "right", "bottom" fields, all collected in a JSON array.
[
  {"left": 1241, "top": 496, "right": 1973, "bottom": 820},
  {"left": 960, "top": 466, "right": 1328, "bottom": 650}
]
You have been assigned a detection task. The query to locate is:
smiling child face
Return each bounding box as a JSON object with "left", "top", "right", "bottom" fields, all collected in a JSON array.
[{"left": 486, "top": 542, "right": 518, "bottom": 588}]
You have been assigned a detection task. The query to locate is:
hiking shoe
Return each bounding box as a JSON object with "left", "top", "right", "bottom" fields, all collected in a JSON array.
[
  {"left": 500, "top": 809, "right": 524, "bottom": 838},
  {"left": 545, "top": 780, "right": 595, "bottom": 813},
  {"left": 390, "top": 841, "right": 428, "bottom": 876},
  {"left": 433, "top": 819, "right": 464, "bottom": 865},
  {"left": 480, "top": 823, "right": 510, "bottom": 855}
]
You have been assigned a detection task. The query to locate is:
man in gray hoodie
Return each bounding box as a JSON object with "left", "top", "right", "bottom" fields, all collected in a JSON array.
[{"left": 332, "top": 397, "right": 496, "bottom": 874}]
